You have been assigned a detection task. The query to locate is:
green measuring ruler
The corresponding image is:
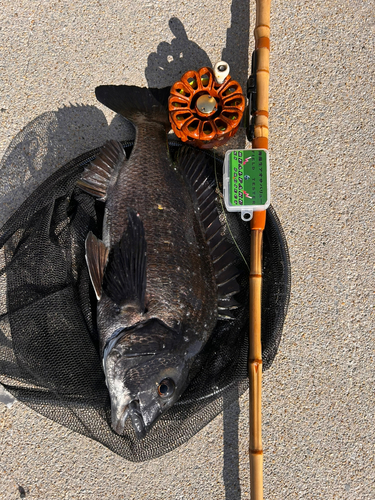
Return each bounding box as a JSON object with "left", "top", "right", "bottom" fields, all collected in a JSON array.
[{"left": 223, "top": 149, "right": 270, "bottom": 221}]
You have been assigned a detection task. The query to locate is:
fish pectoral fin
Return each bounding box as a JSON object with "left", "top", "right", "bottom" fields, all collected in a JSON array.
[
  {"left": 76, "top": 140, "right": 125, "bottom": 200},
  {"left": 85, "top": 231, "right": 109, "bottom": 300},
  {"left": 102, "top": 209, "right": 147, "bottom": 312}
]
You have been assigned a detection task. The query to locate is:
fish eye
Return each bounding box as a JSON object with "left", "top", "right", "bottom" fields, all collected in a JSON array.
[{"left": 157, "top": 378, "right": 175, "bottom": 398}]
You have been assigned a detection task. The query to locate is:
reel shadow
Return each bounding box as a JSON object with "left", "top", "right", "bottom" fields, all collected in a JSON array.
[{"left": 145, "top": 17, "right": 212, "bottom": 88}]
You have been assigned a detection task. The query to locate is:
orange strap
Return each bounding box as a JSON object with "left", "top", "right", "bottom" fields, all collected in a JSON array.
[
  {"left": 251, "top": 138, "right": 267, "bottom": 230},
  {"left": 250, "top": 210, "right": 266, "bottom": 230},
  {"left": 256, "top": 37, "right": 270, "bottom": 50},
  {"left": 252, "top": 137, "right": 268, "bottom": 150}
]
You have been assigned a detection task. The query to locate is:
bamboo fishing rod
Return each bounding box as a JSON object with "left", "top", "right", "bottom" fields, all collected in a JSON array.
[{"left": 248, "top": 0, "right": 270, "bottom": 498}]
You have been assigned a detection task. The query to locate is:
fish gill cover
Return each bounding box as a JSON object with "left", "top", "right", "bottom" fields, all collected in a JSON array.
[{"left": 0, "top": 140, "right": 290, "bottom": 461}]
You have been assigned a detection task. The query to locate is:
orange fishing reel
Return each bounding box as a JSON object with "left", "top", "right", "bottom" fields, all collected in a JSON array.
[{"left": 168, "top": 62, "right": 245, "bottom": 149}]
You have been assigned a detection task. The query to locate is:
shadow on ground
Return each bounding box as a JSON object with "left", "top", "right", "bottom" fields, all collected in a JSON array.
[{"left": 0, "top": 106, "right": 134, "bottom": 227}]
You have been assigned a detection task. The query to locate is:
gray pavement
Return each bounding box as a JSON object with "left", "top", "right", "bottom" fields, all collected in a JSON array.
[{"left": 0, "top": 0, "right": 374, "bottom": 498}]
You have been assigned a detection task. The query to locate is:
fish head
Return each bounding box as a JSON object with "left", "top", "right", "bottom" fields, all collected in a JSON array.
[{"left": 103, "top": 319, "right": 191, "bottom": 439}]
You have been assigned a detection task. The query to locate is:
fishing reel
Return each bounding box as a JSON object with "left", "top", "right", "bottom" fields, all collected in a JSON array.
[{"left": 168, "top": 61, "right": 245, "bottom": 149}]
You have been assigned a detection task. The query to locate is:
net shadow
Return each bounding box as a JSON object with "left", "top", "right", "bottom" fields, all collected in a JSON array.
[{"left": 0, "top": 141, "right": 290, "bottom": 462}]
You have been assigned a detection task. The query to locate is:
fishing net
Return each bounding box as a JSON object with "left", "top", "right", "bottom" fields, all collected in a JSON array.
[{"left": 0, "top": 140, "right": 290, "bottom": 461}]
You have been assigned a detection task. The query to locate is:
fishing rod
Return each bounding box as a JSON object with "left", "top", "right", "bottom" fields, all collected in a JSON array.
[
  {"left": 246, "top": 1, "right": 270, "bottom": 498},
  {"left": 222, "top": 0, "right": 270, "bottom": 494}
]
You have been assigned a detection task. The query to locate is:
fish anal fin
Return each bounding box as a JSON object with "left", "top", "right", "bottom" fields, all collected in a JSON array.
[
  {"left": 85, "top": 231, "right": 109, "bottom": 300},
  {"left": 77, "top": 140, "right": 125, "bottom": 200}
]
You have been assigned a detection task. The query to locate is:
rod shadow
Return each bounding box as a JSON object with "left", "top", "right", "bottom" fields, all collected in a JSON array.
[
  {"left": 145, "top": 2, "right": 250, "bottom": 498},
  {"left": 223, "top": 387, "right": 242, "bottom": 500}
]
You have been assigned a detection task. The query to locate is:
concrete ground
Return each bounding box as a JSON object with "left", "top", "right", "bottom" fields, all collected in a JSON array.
[{"left": 0, "top": 0, "right": 374, "bottom": 498}]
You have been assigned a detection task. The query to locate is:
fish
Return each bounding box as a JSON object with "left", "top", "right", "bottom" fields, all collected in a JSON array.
[{"left": 76, "top": 85, "right": 240, "bottom": 438}]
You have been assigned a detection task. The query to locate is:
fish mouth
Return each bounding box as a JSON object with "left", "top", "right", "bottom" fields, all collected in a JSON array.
[
  {"left": 128, "top": 400, "right": 146, "bottom": 439},
  {"left": 111, "top": 399, "right": 146, "bottom": 439},
  {"left": 111, "top": 403, "right": 129, "bottom": 436}
]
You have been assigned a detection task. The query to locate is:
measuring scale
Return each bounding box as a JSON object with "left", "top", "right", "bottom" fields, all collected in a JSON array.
[{"left": 223, "top": 149, "right": 270, "bottom": 221}]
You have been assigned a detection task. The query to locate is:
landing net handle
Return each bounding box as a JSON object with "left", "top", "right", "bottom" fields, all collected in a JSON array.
[{"left": 248, "top": 1, "right": 270, "bottom": 499}]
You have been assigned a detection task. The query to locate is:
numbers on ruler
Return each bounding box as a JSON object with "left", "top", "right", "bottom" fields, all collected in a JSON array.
[{"left": 232, "top": 151, "right": 244, "bottom": 204}]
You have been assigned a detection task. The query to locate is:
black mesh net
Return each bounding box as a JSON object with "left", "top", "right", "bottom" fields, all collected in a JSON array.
[{"left": 0, "top": 141, "right": 290, "bottom": 461}]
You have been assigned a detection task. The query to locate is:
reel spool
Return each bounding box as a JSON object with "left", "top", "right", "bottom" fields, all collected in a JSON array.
[{"left": 168, "top": 62, "right": 245, "bottom": 149}]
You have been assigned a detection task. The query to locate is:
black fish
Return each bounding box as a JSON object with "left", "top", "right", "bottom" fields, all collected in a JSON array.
[{"left": 77, "top": 85, "right": 240, "bottom": 438}]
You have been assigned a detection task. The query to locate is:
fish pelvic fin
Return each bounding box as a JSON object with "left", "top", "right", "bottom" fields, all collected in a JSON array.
[
  {"left": 177, "top": 147, "right": 241, "bottom": 319},
  {"left": 95, "top": 85, "right": 171, "bottom": 129},
  {"left": 102, "top": 209, "right": 147, "bottom": 311},
  {"left": 85, "top": 232, "right": 109, "bottom": 300},
  {"left": 77, "top": 140, "right": 125, "bottom": 200}
]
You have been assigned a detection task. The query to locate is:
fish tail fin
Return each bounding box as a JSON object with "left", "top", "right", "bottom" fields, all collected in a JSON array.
[{"left": 95, "top": 85, "right": 171, "bottom": 128}]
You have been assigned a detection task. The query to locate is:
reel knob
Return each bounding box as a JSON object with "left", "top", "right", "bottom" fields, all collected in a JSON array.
[{"left": 213, "top": 61, "right": 230, "bottom": 84}]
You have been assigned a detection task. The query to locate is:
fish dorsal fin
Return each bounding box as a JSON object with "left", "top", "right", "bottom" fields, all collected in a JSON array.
[
  {"left": 95, "top": 85, "right": 171, "bottom": 128},
  {"left": 85, "top": 231, "right": 109, "bottom": 300},
  {"left": 177, "top": 147, "right": 241, "bottom": 319},
  {"left": 77, "top": 140, "right": 125, "bottom": 200},
  {"left": 102, "top": 209, "right": 147, "bottom": 311}
]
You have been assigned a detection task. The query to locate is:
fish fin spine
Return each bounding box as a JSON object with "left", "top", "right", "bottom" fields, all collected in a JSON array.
[
  {"left": 77, "top": 140, "right": 125, "bottom": 200},
  {"left": 85, "top": 231, "right": 109, "bottom": 300},
  {"left": 177, "top": 146, "right": 242, "bottom": 317}
]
